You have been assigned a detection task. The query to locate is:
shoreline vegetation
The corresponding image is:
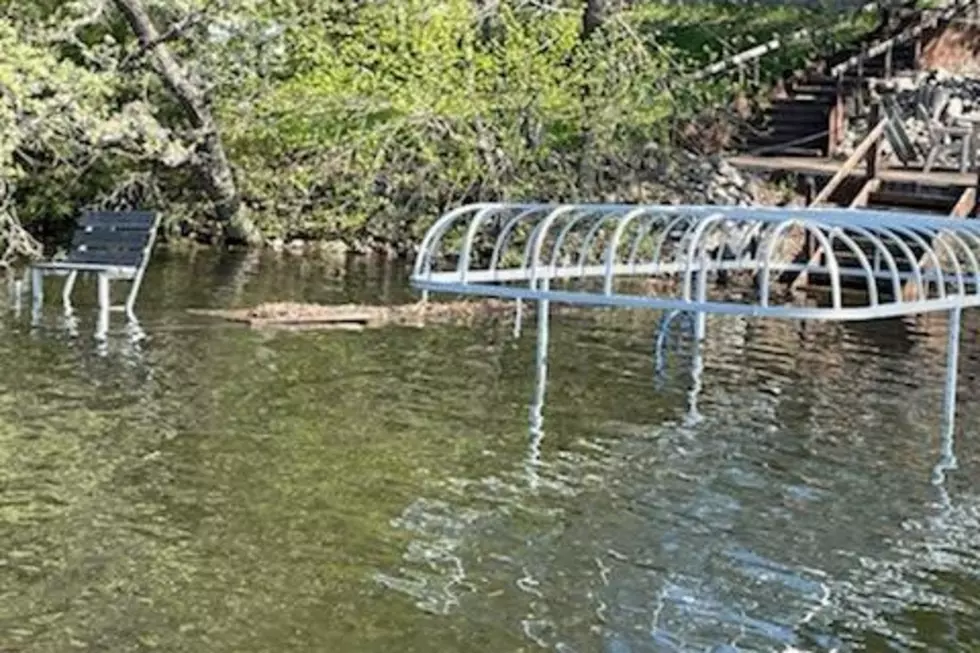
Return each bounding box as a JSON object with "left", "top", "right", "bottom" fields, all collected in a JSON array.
[{"left": 0, "top": 0, "right": 879, "bottom": 261}]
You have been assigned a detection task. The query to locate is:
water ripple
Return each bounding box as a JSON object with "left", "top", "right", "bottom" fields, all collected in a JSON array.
[{"left": 381, "top": 310, "right": 980, "bottom": 652}]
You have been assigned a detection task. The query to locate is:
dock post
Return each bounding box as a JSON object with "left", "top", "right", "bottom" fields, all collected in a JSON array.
[
  {"left": 30, "top": 267, "right": 43, "bottom": 327},
  {"left": 525, "top": 295, "right": 550, "bottom": 489},
  {"left": 694, "top": 265, "right": 708, "bottom": 341},
  {"left": 514, "top": 298, "right": 524, "bottom": 338},
  {"left": 828, "top": 73, "right": 843, "bottom": 157},
  {"left": 856, "top": 45, "right": 867, "bottom": 115}
]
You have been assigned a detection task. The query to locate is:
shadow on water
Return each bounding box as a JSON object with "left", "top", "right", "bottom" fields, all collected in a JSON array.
[{"left": 2, "top": 251, "right": 980, "bottom": 652}]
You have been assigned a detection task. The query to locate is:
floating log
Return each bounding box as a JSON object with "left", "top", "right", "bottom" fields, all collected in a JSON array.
[{"left": 187, "top": 300, "right": 516, "bottom": 331}]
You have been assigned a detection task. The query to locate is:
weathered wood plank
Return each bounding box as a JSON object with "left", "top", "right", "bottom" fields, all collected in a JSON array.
[
  {"left": 811, "top": 118, "right": 888, "bottom": 206},
  {"left": 949, "top": 186, "right": 977, "bottom": 218},
  {"left": 726, "top": 155, "right": 977, "bottom": 187},
  {"left": 186, "top": 300, "right": 518, "bottom": 331},
  {"left": 66, "top": 249, "right": 144, "bottom": 267},
  {"left": 849, "top": 178, "right": 882, "bottom": 208}
]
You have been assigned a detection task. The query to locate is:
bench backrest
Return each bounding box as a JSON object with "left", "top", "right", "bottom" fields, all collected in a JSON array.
[{"left": 67, "top": 211, "right": 160, "bottom": 269}]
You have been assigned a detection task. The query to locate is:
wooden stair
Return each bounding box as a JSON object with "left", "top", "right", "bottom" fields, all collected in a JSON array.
[
  {"left": 741, "top": 9, "right": 921, "bottom": 158},
  {"left": 865, "top": 181, "right": 963, "bottom": 214},
  {"left": 807, "top": 182, "right": 976, "bottom": 297},
  {"left": 745, "top": 84, "right": 849, "bottom": 157}
]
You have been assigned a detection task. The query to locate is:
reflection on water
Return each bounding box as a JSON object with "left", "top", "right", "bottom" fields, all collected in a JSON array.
[
  {"left": 1, "top": 251, "right": 979, "bottom": 652},
  {"left": 380, "top": 310, "right": 980, "bottom": 652}
]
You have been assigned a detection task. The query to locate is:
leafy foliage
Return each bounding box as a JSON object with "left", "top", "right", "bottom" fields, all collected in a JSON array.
[{"left": 0, "top": 0, "right": 876, "bottom": 251}]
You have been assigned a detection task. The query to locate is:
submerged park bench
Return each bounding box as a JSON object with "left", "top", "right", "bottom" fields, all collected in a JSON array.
[{"left": 30, "top": 210, "right": 161, "bottom": 338}]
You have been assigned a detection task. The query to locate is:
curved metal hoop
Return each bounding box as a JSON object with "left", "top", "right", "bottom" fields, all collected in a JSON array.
[
  {"left": 412, "top": 203, "right": 980, "bottom": 321},
  {"left": 654, "top": 309, "right": 696, "bottom": 381}
]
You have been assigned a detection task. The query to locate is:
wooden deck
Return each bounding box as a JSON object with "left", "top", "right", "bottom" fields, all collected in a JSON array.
[{"left": 727, "top": 155, "right": 978, "bottom": 188}]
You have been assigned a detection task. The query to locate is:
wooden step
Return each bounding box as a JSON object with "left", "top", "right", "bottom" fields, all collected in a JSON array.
[
  {"left": 765, "top": 116, "right": 829, "bottom": 133},
  {"left": 828, "top": 249, "right": 923, "bottom": 271},
  {"left": 771, "top": 96, "right": 834, "bottom": 108},
  {"left": 746, "top": 145, "right": 827, "bottom": 157},
  {"left": 803, "top": 74, "right": 863, "bottom": 86},
  {"left": 876, "top": 181, "right": 962, "bottom": 198},
  {"left": 767, "top": 110, "right": 830, "bottom": 125},
  {"left": 742, "top": 137, "right": 826, "bottom": 156},
  {"left": 786, "top": 87, "right": 842, "bottom": 100},
  {"left": 867, "top": 190, "right": 956, "bottom": 213},
  {"left": 745, "top": 130, "right": 827, "bottom": 144},
  {"left": 807, "top": 272, "right": 925, "bottom": 295},
  {"left": 805, "top": 274, "right": 978, "bottom": 299}
]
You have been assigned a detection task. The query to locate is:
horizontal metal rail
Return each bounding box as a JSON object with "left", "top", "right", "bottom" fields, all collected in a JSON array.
[
  {"left": 830, "top": 0, "right": 974, "bottom": 77},
  {"left": 691, "top": 3, "right": 879, "bottom": 81},
  {"left": 413, "top": 278, "right": 980, "bottom": 322},
  {"left": 692, "top": 0, "right": 975, "bottom": 84},
  {"left": 691, "top": 30, "right": 808, "bottom": 82}
]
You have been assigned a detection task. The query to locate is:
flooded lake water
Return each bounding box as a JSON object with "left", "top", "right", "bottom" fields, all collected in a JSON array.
[{"left": 2, "top": 250, "right": 980, "bottom": 652}]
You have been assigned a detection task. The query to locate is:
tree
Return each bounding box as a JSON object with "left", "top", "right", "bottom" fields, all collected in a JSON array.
[
  {"left": 111, "top": 0, "right": 260, "bottom": 245},
  {"left": 582, "top": 0, "right": 607, "bottom": 40},
  {"left": 578, "top": 0, "right": 610, "bottom": 197},
  {"left": 0, "top": 0, "right": 877, "bottom": 252}
]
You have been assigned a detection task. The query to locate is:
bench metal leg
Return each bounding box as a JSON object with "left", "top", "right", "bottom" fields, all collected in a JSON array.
[
  {"left": 124, "top": 283, "right": 139, "bottom": 321},
  {"left": 124, "top": 265, "right": 150, "bottom": 320},
  {"left": 62, "top": 301, "right": 79, "bottom": 339},
  {"left": 95, "top": 273, "right": 110, "bottom": 341},
  {"left": 10, "top": 271, "right": 24, "bottom": 319},
  {"left": 62, "top": 271, "right": 78, "bottom": 309},
  {"left": 30, "top": 267, "right": 43, "bottom": 326}
]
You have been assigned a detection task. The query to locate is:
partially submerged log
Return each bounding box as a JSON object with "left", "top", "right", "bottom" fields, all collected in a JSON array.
[{"left": 187, "top": 300, "right": 516, "bottom": 331}]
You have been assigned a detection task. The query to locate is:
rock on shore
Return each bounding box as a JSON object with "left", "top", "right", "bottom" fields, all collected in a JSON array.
[
  {"left": 633, "top": 149, "right": 761, "bottom": 206},
  {"left": 842, "top": 69, "right": 980, "bottom": 166}
]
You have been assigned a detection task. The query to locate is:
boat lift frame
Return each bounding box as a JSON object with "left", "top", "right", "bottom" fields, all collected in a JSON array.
[{"left": 412, "top": 203, "right": 979, "bottom": 439}]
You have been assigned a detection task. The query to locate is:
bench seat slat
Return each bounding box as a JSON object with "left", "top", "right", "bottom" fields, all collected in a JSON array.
[
  {"left": 66, "top": 249, "right": 144, "bottom": 267},
  {"left": 72, "top": 227, "right": 151, "bottom": 248},
  {"left": 32, "top": 261, "right": 137, "bottom": 274},
  {"left": 79, "top": 211, "right": 156, "bottom": 229},
  {"left": 35, "top": 209, "right": 159, "bottom": 271}
]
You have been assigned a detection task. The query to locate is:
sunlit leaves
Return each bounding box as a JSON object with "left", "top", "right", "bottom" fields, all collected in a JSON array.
[
  {"left": 0, "top": 0, "right": 875, "bottom": 247},
  {"left": 225, "top": 0, "right": 695, "bottom": 245}
]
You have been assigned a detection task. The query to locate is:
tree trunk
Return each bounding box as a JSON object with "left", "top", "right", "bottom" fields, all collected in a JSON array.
[
  {"left": 578, "top": 0, "right": 608, "bottom": 197},
  {"left": 581, "top": 0, "right": 607, "bottom": 41},
  {"left": 111, "top": 0, "right": 261, "bottom": 245},
  {"left": 475, "top": 0, "right": 500, "bottom": 43}
]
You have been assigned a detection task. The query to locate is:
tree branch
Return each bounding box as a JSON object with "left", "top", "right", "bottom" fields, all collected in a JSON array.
[
  {"left": 118, "top": 1, "right": 216, "bottom": 71},
  {"left": 110, "top": 0, "right": 260, "bottom": 244},
  {"left": 49, "top": 0, "right": 110, "bottom": 41}
]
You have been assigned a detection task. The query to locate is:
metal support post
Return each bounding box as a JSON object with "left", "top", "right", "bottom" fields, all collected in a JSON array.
[
  {"left": 941, "top": 306, "right": 961, "bottom": 446},
  {"left": 530, "top": 297, "right": 549, "bottom": 435},
  {"left": 62, "top": 271, "right": 78, "bottom": 311},
  {"left": 31, "top": 267, "right": 43, "bottom": 327},
  {"left": 95, "top": 273, "right": 110, "bottom": 340}
]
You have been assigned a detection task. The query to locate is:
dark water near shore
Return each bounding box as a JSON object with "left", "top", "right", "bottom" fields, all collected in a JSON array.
[{"left": 2, "top": 250, "right": 980, "bottom": 652}]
